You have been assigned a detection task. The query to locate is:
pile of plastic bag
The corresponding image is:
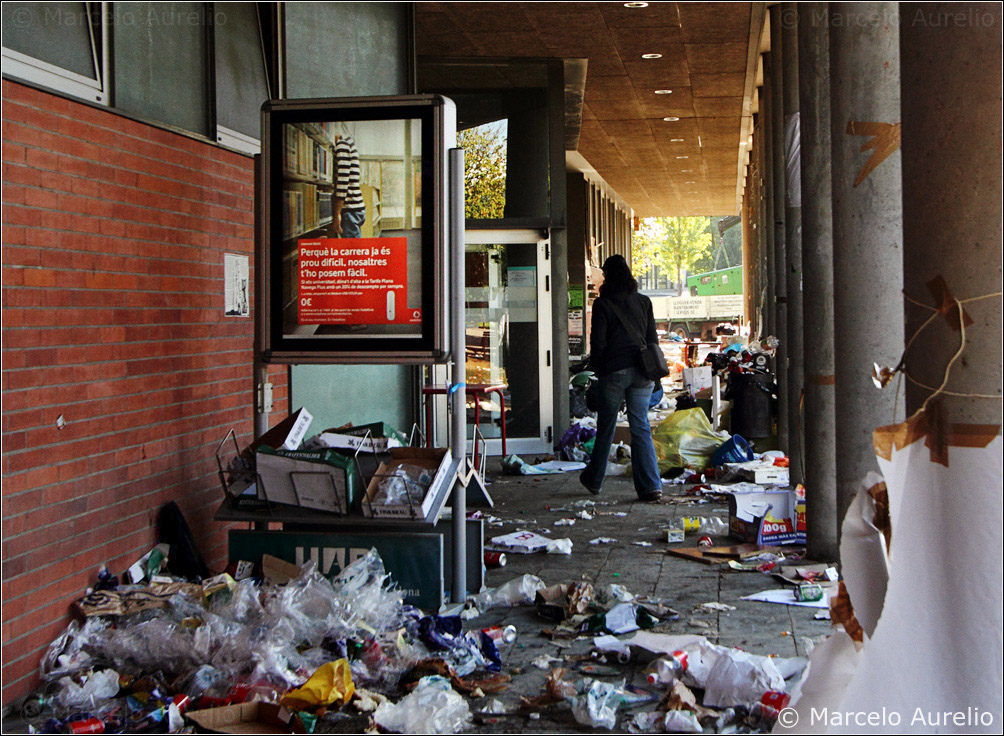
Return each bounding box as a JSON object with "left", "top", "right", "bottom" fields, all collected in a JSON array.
[{"left": 27, "top": 549, "right": 501, "bottom": 734}]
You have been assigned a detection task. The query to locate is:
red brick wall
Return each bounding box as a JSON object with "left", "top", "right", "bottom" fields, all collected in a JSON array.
[{"left": 1, "top": 80, "right": 287, "bottom": 706}]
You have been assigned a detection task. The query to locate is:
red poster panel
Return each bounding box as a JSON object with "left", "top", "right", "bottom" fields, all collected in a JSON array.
[{"left": 297, "top": 237, "right": 420, "bottom": 325}]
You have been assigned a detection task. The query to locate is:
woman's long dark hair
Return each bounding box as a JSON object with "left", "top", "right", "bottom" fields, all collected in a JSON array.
[{"left": 599, "top": 254, "right": 638, "bottom": 297}]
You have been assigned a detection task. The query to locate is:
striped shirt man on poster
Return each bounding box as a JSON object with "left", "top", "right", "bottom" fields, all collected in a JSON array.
[{"left": 334, "top": 133, "right": 366, "bottom": 238}]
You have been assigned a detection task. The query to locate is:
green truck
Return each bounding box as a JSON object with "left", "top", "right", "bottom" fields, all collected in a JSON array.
[{"left": 651, "top": 266, "right": 744, "bottom": 340}]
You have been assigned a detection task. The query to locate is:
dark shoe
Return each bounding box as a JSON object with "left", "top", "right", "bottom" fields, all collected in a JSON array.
[
  {"left": 638, "top": 491, "right": 663, "bottom": 503},
  {"left": 579, "top": 472, "right": 602, "bottom": 495}
]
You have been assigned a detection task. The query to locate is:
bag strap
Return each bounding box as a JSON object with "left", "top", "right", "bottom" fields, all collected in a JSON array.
[{"left": 604, "top": 299, "right": 647, "bottom": 349}]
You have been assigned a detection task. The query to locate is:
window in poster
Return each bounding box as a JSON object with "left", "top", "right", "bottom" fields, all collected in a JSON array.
[{"left": 260, "top": 96, "right": 456, "bottom": 362}]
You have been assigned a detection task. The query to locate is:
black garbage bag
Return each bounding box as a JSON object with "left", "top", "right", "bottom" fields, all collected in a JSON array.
[
  {"left": 724, "top": 371, "right": 776, "bottom": 439},
  {"left": 157, "top": 501, "right": 211, "bottom": 581}
]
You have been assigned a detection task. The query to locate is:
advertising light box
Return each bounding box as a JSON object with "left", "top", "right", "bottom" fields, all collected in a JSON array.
[{"left": 258, "top": 95, "right": 457, "bottom": 363}]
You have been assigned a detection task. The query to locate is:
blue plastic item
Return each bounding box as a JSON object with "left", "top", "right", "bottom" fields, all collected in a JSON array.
[{"left": 710, "top": 434, "right": 754, "bottom": 467}]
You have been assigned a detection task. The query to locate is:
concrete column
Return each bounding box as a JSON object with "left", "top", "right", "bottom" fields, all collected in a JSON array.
[
  {"left": 762, "top": 64, "right": 776, "bottom": 339},
  {"left": 900, "top": 3, "right": 1002, "bottom": 425},
  {"left": 781, "top": 3, "right": 803, "bottom": 485},
  {"left": 797, "top": 3, "right": 838, "bottom": 561},
  {"left": 769, "top": 4, "right": 789, "bottom": 453},
  {"left": 829, "top": 2, "right": 904, "bottom": 527}
]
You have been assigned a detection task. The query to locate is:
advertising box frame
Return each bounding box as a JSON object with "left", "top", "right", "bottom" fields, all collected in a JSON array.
[{"left": 258, "top": 95, "right": 456, "bottom": 363}]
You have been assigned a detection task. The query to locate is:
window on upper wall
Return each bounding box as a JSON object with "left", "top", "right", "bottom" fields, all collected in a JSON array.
[
  {"left": 213, "top": 2, "right": 270, "bottom": 154},
  {"left": 1, "top": 1, "right": 109, "bottom": 104},
  {"left": 111, "top": 2, "right": 210, "bottom": 137}
]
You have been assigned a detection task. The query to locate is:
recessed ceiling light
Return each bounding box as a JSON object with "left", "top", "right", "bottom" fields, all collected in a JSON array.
[
  {"left": 681, "top": 169, "right": 693, "bottom": 173},
  {"left": 670, "top": 138, "right": 685, "bottom": 142},
  {"left": 663, "top": 116, "right": 680, "bottom": 122},
  {"left": 676, "top": 155, "right": 689, "bottom": 159},
  {"left": 685, "top": 181, "right": 697, "bottom": 184},
  {"left": 642, "top": 53, "right": 663, "bottom": 60},
  {"left": 654, "top": 89, "right": 673, "bottom": 95},
  {"left": 624, "top": 2, "right": 649, "bottom": 7}
]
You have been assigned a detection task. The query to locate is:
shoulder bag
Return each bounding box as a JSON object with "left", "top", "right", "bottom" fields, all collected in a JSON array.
[{"left": 604, "top": 299, "right": 670, "bottom": 381}]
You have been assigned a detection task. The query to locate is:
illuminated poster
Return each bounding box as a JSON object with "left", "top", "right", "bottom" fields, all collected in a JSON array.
[{"left": 298, "top": 237, "right": 421, "bottom": 325}]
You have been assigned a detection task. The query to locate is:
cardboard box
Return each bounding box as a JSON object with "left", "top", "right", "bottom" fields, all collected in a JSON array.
[
  {"left": 613, "top": 424, "right": 632, "bottom": 445},
  {"left": 362, "top": 447, "right": 453, "bottom": 519},
  {"left": 311, "top": 423, "right": 405, "bottom": 454},
  {"left": 727, "top": 487, "right": 806, "bottom": 545},
  {"left": 683, "top": 366, "right": 713, "bottom": 394},
  {"left": 724, "top": 460, "right": 790, "bottom": 486},
  {"left": 188, "top": 702, "right": 307, "bottom": 734},
  {"left": 248, "top": 408, "right": 313, "bottom": 456},
  {"left": 256, "top": 447, "right": 357, "bottom": 514}
]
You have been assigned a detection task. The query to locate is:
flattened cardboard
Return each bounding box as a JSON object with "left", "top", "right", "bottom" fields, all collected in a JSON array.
[{"left": 188, "top": 702, "right": 307, "bottom": 734}]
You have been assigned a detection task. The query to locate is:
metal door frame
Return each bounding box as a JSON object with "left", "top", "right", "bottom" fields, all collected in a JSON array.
[{"left": 465, "top": 229, "right": 552, "bottom": 456}]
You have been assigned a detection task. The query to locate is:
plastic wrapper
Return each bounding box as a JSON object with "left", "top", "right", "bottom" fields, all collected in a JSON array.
[
  {"left": 40, "top": 618, "right": 108, "bottom": 681},
  {"left": 279, "top": 659, "right": 355, "bottom": 709},
  {"left": 468, "top": 574, "right": 545, "bottom": 613},
  {"left": 701, "top": 647, "right": 786, "bottom": 707},
  {"left": 652, "top": 408, "right": 731, "bottom": 472},
  {"left": 662, "top": 709, "right": 704, "bottom": 733},
  {"left": 570, "top": 678, "right": 623, "bottom": 730},
  {"left": 56, "top": 669, "right": 120, "bottom": 709},
  {"left": 373, "top": 676, "right": 471, "bottom": 734},
  {"left": 374, "top": 464, "right": 432, "bottom": 505},
  {"left": 545, "top": 538, "right": 573, "bottom": 555}
]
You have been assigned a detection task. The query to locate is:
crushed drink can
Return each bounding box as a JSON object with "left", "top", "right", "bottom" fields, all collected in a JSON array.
[
  {"left": 484, "top": 551, "right": 506, "bottom": 568},
  {"left": 761, "top": 691, "right": 791, "bottom": 710},
  {"left": 794, "top": 583, "right": 824, "bottom": 602},
  {"left": 66, "top": 718, "right": 105, "bottom": 734},
  {"left": 481, "top": 624, "right": 517, "bottom": 644},
  {"left": 698, "top": 535, "right": 713, "bottom": 548}
]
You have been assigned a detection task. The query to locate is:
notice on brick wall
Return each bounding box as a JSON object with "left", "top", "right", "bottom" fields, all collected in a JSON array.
[
  {"left": 297, "top": 237, "right": 419, "bottom": 326},
  {"left": 224, "top": 253, "right": 249, "bottom": 317}
]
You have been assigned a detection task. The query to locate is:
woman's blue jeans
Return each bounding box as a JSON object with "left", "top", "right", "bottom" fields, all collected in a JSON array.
[{"left": 581, "top": 367, "right": 662, "bottom": 498}]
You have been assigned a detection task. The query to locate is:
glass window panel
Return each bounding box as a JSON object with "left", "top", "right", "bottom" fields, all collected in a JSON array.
[
  {"left": 2, "top": 2, "right": 96, "bottom": 80},
  {"left": 284, "top": 2, "right": 408, "bottom": 98},
  {"left": 213, "top": 2, "right": 268, "bottom": 139},
  {"left": 112, "top": 2, "right": 208, "bottom": 136}
]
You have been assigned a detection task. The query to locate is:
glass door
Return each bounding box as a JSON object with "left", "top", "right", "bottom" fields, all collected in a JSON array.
[{"left": 465, "top": 230, "right": 552, "bottom": 455}]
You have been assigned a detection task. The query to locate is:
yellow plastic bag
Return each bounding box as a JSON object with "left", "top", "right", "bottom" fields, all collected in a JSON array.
[
  {"left": 652, "top": 408, "right": 730, "bottom": 471},
  {"left": 279, "top": 659, "right": 355, "bottom": 710}
]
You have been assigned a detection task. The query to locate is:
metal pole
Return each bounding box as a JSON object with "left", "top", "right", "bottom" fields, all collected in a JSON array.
[
  {"left": 781, "top": 3, "right": 803, "bottom": 486},
  {"left": 449, "top": 148, "right": 467, "bottom": 604},
  {"left": 798, "top": 2, "right": 839, "bottom": 561}
]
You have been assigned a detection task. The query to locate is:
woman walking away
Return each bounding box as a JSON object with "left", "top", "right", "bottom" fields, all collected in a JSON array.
[{"left": 580, "top": 254, "right": 663, "bottom": 502}]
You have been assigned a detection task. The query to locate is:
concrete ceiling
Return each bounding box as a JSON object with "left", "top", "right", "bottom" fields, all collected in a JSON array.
[{"left": 415, "top": 2, "right": 764, "bottom": 217}]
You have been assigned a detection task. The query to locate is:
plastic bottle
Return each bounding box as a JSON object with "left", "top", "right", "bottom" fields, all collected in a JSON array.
[{"left": 644, "top": 650, "right": 688, "bottom": 685}]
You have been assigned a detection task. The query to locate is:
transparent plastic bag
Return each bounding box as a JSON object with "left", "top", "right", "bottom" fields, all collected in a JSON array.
[
  {"left": 570, "top": 678, "right": 623, "bottom": 730},
  {"left": 468, "top": 574, "right": 545, "bottom": 613},
  {"left": 40, "top": 618, "right": 108, "bottom": 681},
  {"left": 375, "top": 464, "right": 431, "bottom": 505},
  {"left": 373, "top": 676, "right": 471, "bottom": 734},
  {"left": 56, "top": 669, "right": 120, "bottom": 709}
]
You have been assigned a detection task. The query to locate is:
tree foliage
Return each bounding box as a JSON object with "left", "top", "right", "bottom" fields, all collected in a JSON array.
[
  {"left": 633, "top": 216, "right": 714, "bottom": 285},
  {"left": 693, "top": 215, "right": 743, "bottom": 273},
  {"left": 458, "top": 121, "right": 507, "bottom": 219}
]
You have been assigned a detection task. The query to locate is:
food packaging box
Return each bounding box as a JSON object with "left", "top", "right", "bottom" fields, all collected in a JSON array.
[
  {"left": 256, "top": 446, "right": 357, "bottom": 514},
  {"left": 362, "top": 447, "right": 452, "bottom": 519},
  {"left": 727, "top": 487, "right": 806, "bottom": 545}
]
